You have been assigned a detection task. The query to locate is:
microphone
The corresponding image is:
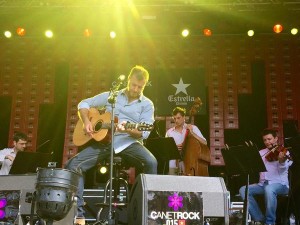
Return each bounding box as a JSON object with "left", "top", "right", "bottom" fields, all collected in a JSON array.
[
  {"left": 112, "top": 74, "right": 126, "bottom": 89},
  {"left": 118, "top": 74, "right": 126, "bottom": 81},
  {"left": 108, "top": 74, "right": 126, "bottom": 103}
]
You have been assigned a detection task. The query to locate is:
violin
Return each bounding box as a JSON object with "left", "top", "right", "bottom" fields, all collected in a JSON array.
[{"left": 265, "top": 145, "right": 291, "bottom": 162}]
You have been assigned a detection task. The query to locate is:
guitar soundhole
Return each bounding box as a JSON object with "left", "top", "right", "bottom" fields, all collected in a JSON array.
[{"left": 94, "top": 120, "right": 103, "bottom": 132}]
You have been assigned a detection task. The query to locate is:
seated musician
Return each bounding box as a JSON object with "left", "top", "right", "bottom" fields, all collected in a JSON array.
[
  {"left": 239, "top": 128, "right": 293, "bottom": 225},
  {"left": 0, "top": 132, "right": 28, "bottom": 175},
  {"left": 165, "top": 107, "right": 207, "bottom": 175},
  {"left": 65, "top": 65, "right": 157, "bottom": 225}
]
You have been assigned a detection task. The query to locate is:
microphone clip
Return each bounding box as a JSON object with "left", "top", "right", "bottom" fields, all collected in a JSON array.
[{"left": 108, "top": 75, "right": 126, "bottom": 104}]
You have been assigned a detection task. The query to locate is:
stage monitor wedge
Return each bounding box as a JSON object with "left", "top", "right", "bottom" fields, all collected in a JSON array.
[{"left": 128, "top": 174, "right": 230, "bottom": 225}]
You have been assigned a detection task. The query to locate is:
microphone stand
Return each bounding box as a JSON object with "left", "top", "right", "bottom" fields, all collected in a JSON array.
[
  {"left": 107, "top": 94, "right": 117, "bottom": 225},
  {"left": 103, "top": 79, "right": 124, "bottom": 225}
]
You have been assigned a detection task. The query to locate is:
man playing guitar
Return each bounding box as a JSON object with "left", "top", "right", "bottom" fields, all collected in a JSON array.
[{"left": 66, "top": 65, "right": 157, "bottom": 225}]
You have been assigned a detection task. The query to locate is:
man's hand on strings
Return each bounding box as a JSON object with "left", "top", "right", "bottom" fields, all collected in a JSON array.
[
  {"left": 79, "top": 108, "right": 94, "bottom": 137},
  {"left": 116, "top": 121, "right": 142, "bottom": 139},
  {"left": 83, "top": 120, "right": 94, "bottom": 137},
  {"left": 116, "top": 121, "right": 128, "bottom": 133}
]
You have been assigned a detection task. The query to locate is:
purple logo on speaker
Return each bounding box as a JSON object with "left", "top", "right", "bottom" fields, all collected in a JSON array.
[{"left": 168, "top": 192, "right": 183, "bottom": 211}]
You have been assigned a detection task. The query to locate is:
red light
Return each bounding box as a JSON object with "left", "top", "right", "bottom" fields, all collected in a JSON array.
[
  {"left": 273, "top": 24, "right": 283, "bottom": 33},
  {"left": 84, "top": 29, "right": 91, "bottom": 37},
  {"left": 203, "top": 28, "right": 212, "bottom": 36},
  {"left": 16, "top": 27, "right": 26, "bottom": 36}
]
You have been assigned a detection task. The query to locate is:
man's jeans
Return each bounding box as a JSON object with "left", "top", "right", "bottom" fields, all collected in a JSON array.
[
  {"left": 65, "top": 142, "right": 157, "bottom": 218},
  {"left": 239, "top": 182, "right": 289, "bottom": 224}
]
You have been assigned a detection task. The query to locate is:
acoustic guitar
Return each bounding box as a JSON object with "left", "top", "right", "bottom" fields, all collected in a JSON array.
[{"left": 73, "top": 108, "right": 153, "bottom": 146}]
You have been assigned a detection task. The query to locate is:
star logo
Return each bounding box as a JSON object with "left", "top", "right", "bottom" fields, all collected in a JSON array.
[{"left": 172, "top": 78, "right": 191, "bottom": 95}]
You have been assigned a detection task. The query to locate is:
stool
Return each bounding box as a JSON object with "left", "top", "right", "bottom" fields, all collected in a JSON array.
[
  {"left": 95, "top": 156, "right": 129, "bottom": 223},
  {"left": 277, "top": 194, "right": 289, "bottom": 225}
]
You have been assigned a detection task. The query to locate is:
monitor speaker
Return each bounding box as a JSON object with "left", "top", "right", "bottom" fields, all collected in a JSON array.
[{"left": 128, "top": 174, "right": 230, "bottom": 225}]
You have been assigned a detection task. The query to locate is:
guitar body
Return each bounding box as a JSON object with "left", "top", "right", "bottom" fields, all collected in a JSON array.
[
  {"left": 73, "top": 109, "right": 111, "bottom": 146},
  {"left": 73, "top": 108, "right": 153, "bottom": 146}
]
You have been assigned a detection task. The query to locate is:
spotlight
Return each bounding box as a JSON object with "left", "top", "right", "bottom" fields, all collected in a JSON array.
[
  {"left": 110, "top": 31, "right": 116, "bottom": 39},
  {"left": 45, "top": 30, "right": 53, "bottom": 38},
  {"left": 273, "top": 24, "right": 283, "bottom": 33},
  {"left": 99, "top": 166, "right": 108, "bottom": 174},
  {"left": 181, "top": 29, "right": 189, "bottom": 37},
  {"left": 16, "top": 27, "right": 26, "bottom": 36},
  {"left": 203, "top": 28, "right": 212, "bottom": 36},
  {"left": 4, "top": 31, "right": 12, "bottom": 38},
  {"left": 291, "top": 28, "right": 298, "bottom": 35},
  {"left": 247, "top": 30, "right": 254, "bottom": 37},
  {"left": 35, "top": 168, "right": 80, "bottom": 224},
  {"left": 84, "top": 29, "right": 92, "bottom": 37}
]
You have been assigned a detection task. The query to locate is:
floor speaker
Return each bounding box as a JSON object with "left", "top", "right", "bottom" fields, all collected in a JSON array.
[{"left": 128, "top": 174, "right": 230, "bottom": 225}]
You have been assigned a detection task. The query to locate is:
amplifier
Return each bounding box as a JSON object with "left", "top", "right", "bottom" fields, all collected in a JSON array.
[{"left": 128, "top": 174, "right": 230, "bottom": 225}]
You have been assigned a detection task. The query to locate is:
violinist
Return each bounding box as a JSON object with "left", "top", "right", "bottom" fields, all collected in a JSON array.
[
  {"left": 166, "top": 107, "right": 207, "bottom": 175},
  {"left": 239, "top": 128, "right": 293, "bottom": 225}
]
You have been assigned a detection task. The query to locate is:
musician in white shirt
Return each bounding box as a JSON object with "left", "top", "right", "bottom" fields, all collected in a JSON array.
[
  {"left": 0, "top": 132, "right": 28, "bottom": 175},
  {"left": 166, "top": 107, "right": 206, "bottom": 175}
]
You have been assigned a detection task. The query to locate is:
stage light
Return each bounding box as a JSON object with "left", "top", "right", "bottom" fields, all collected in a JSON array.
[
  {"left": 35, "top": 168, "right": 80, "bottom": 224},
  {"left": 84, "top": 29, "right": 92, "bottom": 37},
  {"left": 203, "top": 28, "right": 212, "bottom": 36},
  {"left": 110, "top": 31, "right": 116, "bottom": 39},
  {"left": 45, "top": 30, "right": 53, "bottom": 38},
  {"left": 291, "top": 28, "right": 298, "bottom": 35},
  {"left": 273, "top": 24, "right": 283, "bottom": 33},
  {"left": 16, "top": 27, "right": 26, "bottom": 36},
  {"left": 247, "top": 30, "right": 254, "bottom": 37},
  {"left": 4, "top": 31, "right": 12, "bottom": 38},
  {"left": 99, "top": 166, "right": 108, "bottom": 174},
  {"left": 181, "top": 29, "right": 189, "bottom": 37}
]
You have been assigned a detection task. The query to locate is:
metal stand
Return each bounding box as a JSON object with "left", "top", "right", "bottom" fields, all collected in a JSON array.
[
  {"left": 93, "top": 78, "right": 124, "bottom": 225},
  {"left": 242, "top": 174, "right": 250, "bottom": 225},
  {"left": 95, "top": 157, "right": 129, "bottom": 225},
  {"left": 221, "top": 142, "right": 266, "bottom": 225}
]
